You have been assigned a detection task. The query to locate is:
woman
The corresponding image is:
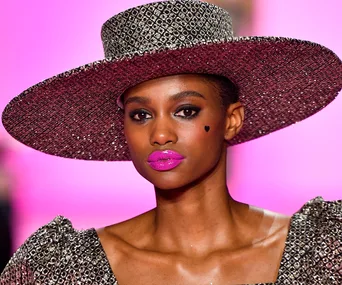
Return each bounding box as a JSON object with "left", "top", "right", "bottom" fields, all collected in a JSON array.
[{"left": 1, "top": 0, "right": 341, "bottom": 284}]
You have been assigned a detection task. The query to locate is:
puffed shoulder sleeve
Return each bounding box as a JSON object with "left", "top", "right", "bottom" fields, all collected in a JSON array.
[
  {"left": 297, "top": 197, "right": 342, "bottom": 282},
  {"left": 0, "top": 216, "right": 75, "bottom": 284}
]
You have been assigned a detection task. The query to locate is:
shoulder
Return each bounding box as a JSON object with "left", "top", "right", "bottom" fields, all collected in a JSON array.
[
  {"left": 14, "top": 215, "right": 77, "bottom": 255},
  {"left": 0, "top": 216, "right": 115, "bottom": 284},
  {"left": 8, "top": 216, "right": 86, "bottom": 263},
  {"left": 284, "top": 197, "right": 341, "bottom": 283},
  {"left": 295, "top": 197, "right": 341, "bottom": 252},
  {"left": 295, "top": 196, "right": 341, "bottom": 233}
]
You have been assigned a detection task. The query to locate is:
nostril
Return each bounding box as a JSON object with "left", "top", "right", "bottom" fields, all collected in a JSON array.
[
  {"left": 150, "top": 119, "right": 178, "bottom": 146},
  {"left": 151, "top": 130, "right": 177, "bottom": 146},
  {"left": 153, "top": 139, "right": 173, "bottom": 146}
]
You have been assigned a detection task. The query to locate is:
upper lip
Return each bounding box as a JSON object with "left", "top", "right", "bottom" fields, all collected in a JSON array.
[{"left": 147, "top": 150, "right": 184, "bottom": 162}]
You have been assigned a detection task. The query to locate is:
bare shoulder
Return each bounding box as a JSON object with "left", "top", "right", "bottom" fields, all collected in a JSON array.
[
  {"left": 263, "top": 208, "right": 291, "bottom": 232},
  {"left": 237, "top": 203, "right": 291, "bottom": 246}
]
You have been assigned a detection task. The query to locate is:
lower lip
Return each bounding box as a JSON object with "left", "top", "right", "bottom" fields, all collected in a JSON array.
[{"left": 148, "top": 158, "right": 184, "bottom": 171}]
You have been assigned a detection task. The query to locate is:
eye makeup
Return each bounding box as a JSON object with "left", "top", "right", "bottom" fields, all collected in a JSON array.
[
  {"left": 128, "top": 109, "right": 152, "bottom": 123},
  {"left": 127, "top": 104, "right": 202, "bottom": 123},
  {"left": 174, "top": 104, "right": 201, "bottom": 119}
]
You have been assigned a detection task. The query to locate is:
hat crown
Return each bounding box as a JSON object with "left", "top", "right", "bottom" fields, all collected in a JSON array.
[{"left": 101, "top": 0, "right": 233, "bottom": 58}]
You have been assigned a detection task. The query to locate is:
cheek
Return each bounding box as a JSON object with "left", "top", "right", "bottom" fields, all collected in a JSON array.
[
  {"left": 180, "top": 118, "right": 225, "bottom": 152},
  {"left": 124, "top": 125, "right": 149, "bottom": 175},
  {"left": 124, "top": 121, "right": 147, "bottom": 156}
]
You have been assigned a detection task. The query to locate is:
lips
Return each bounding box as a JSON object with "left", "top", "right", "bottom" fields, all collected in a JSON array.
[{"left": 147, "top": 150, "right": 185, "bottom": 171}]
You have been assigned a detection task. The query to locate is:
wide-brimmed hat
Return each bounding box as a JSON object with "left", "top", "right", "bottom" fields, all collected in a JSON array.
[{"left": 2, "top": 0, "right": 342, "bottom": 161}]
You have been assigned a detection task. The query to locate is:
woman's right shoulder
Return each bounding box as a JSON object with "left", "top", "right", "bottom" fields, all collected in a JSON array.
[
  {"left": 0, "top": 216, "right": 104, "bottom": 284},
  {"left": 12, "top": 216, "right": 75, "bottom": 256},
  {"left": 8, "top": 216, "right": 76, "bottom": 259}
]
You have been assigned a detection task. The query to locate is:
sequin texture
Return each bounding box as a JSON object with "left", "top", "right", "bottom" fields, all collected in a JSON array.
[{"left": 0, "top": 197, "right": 341, "bottom": 284}]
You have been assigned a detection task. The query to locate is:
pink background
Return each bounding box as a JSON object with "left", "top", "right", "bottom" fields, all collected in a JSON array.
[{"left": 0, "top": 0, "right": 341, "bottom": 249}]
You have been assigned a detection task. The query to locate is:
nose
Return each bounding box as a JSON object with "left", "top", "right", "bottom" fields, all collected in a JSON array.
[{"left": 150, "top": 116, "right": 177, "bottom": 146}]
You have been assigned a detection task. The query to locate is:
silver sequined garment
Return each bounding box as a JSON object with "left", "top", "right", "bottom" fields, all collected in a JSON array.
[{"left": 1, "top": 197, "right": 341, "bottom": 284}]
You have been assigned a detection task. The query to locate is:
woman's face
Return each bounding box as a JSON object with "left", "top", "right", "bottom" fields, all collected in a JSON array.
[{"left": 123, "top": 74, "right": 243, "bottom": 190}]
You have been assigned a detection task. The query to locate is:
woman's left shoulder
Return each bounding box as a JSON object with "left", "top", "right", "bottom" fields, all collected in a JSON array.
[
  {"left": 297, "top": 196, "right": 341, "bottom": 225},
  {"left": 287, "top": 197, "right": 341, "bottom": 282},
  {"left": 293, "top": 196, "right": 341, "bottom": 240}
]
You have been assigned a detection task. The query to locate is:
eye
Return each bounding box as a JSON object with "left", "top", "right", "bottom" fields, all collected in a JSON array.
[
  {"left": 129, "top": 110, "right": 152, "bottom": 122},
  {"left": 174, "top": 105, "right": 201, "bottom": 119}
]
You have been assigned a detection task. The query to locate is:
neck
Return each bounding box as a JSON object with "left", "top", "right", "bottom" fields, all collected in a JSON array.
[{"left": 152, "top": 153, "right": 248, "bottom": 257}]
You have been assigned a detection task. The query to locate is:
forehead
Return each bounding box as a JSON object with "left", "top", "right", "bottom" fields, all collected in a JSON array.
[{"left": 123, "top": 74, "right": 220, "bottom": 102}]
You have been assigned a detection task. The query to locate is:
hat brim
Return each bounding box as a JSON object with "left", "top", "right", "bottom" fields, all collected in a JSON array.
[{"left": 2, "top": 36, "right": 342, "bottom": 161}]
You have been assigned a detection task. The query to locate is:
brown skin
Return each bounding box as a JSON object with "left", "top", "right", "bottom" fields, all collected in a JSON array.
[{"left": 97, "top": 74, "right": 291, "bottom": 285}]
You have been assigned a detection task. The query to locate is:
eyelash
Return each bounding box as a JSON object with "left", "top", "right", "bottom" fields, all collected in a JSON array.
[
  {"left": 128, "top": 105, "right": 201, "bottom": 122},
  {"left": 129, "top": 109, "right": 152, "bottom": 123},
  {"left": 174, "top": 105, "right": 201, "bottom": 119}
]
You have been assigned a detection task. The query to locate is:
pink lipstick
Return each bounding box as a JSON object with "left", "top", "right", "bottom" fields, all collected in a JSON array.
[{"left": 147, "top": 150, "right": 184, "bottom": 171}]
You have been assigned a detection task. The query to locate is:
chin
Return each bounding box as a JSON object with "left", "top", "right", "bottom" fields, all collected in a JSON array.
[
  {"left": 146, "top": 171, "right": 190, "bottom": 191},
  {"left": 147, "top": 171, "right": 197, "bottom": 192},
  {"left": 131, "top": 159, "right": 187, "bottom": 189}
]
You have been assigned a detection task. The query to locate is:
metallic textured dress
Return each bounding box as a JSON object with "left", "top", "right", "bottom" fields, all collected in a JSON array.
[{"left": 0, "top": 197, "right": 341, "bottom": 284}]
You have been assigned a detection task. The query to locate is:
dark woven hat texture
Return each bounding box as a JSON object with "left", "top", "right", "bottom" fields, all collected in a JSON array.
[{"left": 2, "top": 0, "right": 342, "bottom": 160}]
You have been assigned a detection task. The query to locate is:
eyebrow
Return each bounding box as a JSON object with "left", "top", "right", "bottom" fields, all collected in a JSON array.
[
  {"left": 124, "top": 90, "right": 206, "bottom": 106},
  {"left": 170, "top": 91, "right": 206, "bottom": 101}
]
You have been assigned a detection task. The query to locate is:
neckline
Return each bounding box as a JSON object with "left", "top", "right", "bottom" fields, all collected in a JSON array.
[{"left": 91, "top": 213, "right": 299, "bottom": 285}]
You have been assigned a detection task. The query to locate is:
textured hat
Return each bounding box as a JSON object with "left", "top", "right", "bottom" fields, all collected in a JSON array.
[{"left": 2, "top": 0, "right": 342, "bottom": 161}]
